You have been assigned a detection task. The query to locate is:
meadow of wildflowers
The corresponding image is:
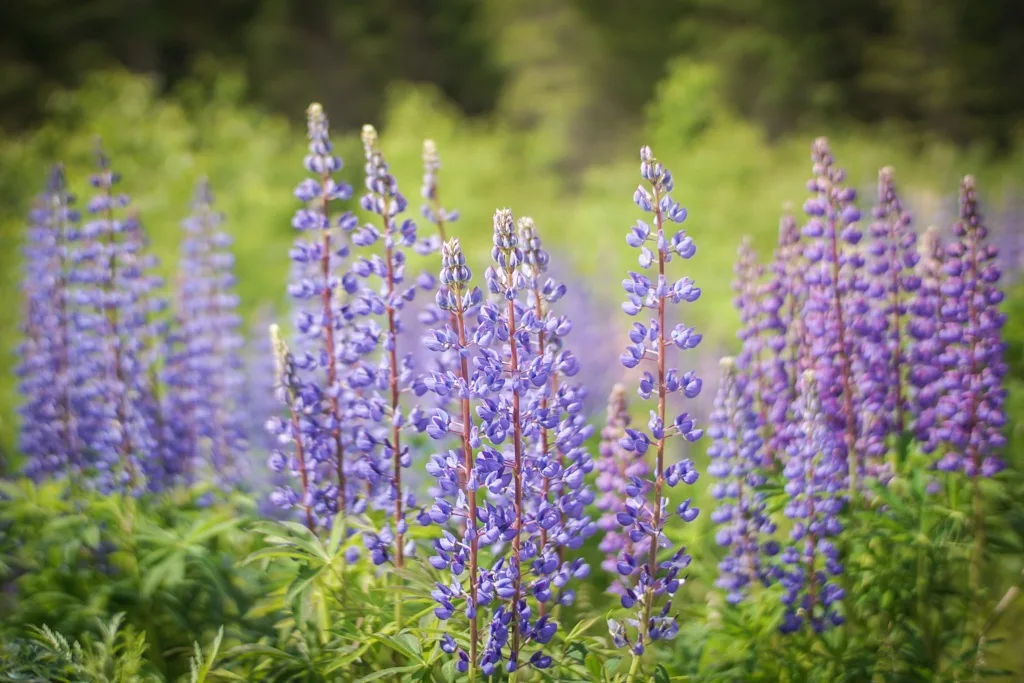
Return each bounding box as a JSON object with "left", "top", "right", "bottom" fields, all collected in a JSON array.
[{"left": 1, "top": 96, "right": 1023, "bottom": 683}]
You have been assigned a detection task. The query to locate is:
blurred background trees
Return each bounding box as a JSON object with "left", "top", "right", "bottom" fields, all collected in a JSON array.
[{"left": 3, "top": 0, "right": 1024, "bottom": 150}]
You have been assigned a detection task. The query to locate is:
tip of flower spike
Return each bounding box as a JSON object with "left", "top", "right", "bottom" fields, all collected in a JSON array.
[
  {"left": 361, "top": 124, "right": 379, "bottom": 149},
  {"left": 269, "top": 323, "right": 288, "bottom": 385},
  {"left": 719, "top": 356, "right": 736, "bottom": 371},
  {"left": 423, "top": 139, "right": 437, "bottom": 156},
  {"left": 306, "top": 102, "right": 324, "bottom": 118},
  {"left": 962, "top": 174, "right": 976, "bottom": 192}
]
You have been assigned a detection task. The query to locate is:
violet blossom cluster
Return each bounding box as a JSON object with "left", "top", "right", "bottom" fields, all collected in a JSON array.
[
  {"left": 420, "top": 214, "right": 593, "bottom": 677},
  {"left": 856, "top": 168, "right": 920, "bottom": 469},
  {"left": 266, "top": 103, "right": 358, "bottom": 528},
  {"left": 933, "top": 177, "right": 1008, "bottom": 477},
  {"left": 595, "top": 383, "right": 648, "bottom": 595},
  {"left": 800, "top": 138, "right": 864, "bottom": 490},
  {"left": 167, "top": 179, "right": 247, "bottom": 483},
  {"left": 707, "top": 357, "right": 779, "bottom": 604},
  {"left": 610, "top": 145, "right": 703, "bottom": 658},
  {"left": 351, "top": 123, "right": 428, "bottom": 569},
  {"left": 779, "top": 370, "right": 845, "bottom": 633},
  {"left": 17, "top": 165, "right": 79, "bottom": 479},
  {"left": 907, "top": 227, "right": 949, "bottom": 452},
  {"left": 71, "top": 144, "right": 167, "bottom": 493},
  {"left": 733, "top": 237, "right": 787, "bottom": 468}
]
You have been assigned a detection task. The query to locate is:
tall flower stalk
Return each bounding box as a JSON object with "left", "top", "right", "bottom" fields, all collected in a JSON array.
[
  {"left": 801, "top": 138, "right": 862, "bottom": 495},
  {"left": 615, "top": 146, "right": 703, "bottom": 680},
  {"left": 272, "top": 103, "right": 356, "bottom": 528},
  {"left": 935, "top": 177, "right": 1007, "bottom": 588},
  {"left": 423, "top": 237, "right": 483, "bottom": 678},
  {"left": 779, "top": 370, "right": 845, "bottom": 633},
  {"left": 907, "top": 227, "right": 948, "bottom": 453},
  {"left": 173, "top": 179, "right": 247, "bottom": 482},
  {"left": 18, "top": 166, "right": 79, "bottom": 479},
  {"left": 357, "top": 123, "right": 420, "bottom": 625},
  {"left": 596, "top": 384, "right": 648, "bottom": 594},
  {"left": 269, "top": 324, "right": 315, "bottom": 530},
  {"left": 861, "top": 167, "right": 919, "bottom": 473},
  {"left": 708, "top": 357, "right": 779, "bottom": 603}
]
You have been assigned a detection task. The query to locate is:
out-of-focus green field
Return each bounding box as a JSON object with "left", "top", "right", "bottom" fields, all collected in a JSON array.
[{"left": 1, "top": 63, "right": 1022, "bottom": 457}]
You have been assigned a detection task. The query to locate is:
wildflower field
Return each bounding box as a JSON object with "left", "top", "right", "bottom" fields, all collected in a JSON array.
[{"left": 2, "top": 64, "right": 1024, "bottom": 683}]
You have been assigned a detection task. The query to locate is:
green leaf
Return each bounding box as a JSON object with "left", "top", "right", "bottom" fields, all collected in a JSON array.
[
  {"left": 354, "top": 664, "right": 421, "bottom": 682},
  {"left": 372, "top": 634, "right": 425, "bottom": 664}
]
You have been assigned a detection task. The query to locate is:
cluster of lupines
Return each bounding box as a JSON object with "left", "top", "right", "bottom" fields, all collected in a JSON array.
[
  {"left": 418, "top": 212, "right": 595, "bottom": 677},
  {"left": 166, "top": 179, "right": 247, "bottom": 484},
  {"left": 706, "top": 357, "right": 779, "bottom": 604},
  {"left": 17, "top": 143, "right": 251, "bottom": 493},
  {"left": 710, "top": 139, "right": 1010, "bottom": 634},
  {"left": 17, "top": 166, "right": 78, "bottom": 479},
  {"left": 610, "top": 145, "right": 703, "bottom": 665}
]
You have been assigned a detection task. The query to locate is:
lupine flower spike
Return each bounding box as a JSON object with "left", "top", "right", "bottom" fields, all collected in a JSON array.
[
  {"left": 907, "top": 227, "right": 947, "bottom": 453},
  {"left": 779, "top": 370, "right": 845, "bottom": 633},
  {"left": 356, "top": 123, "right": 423, "bottom": 624},
  {"left": 269, "top": 324, "right": 315, "bottom": 530},
  {"left": 270, "top": 102, "right": 356, "bottom": 528},
  {"left": 935, "top": 177, "right": 1007, "bottom": 588},
  {"left": 616, "top": 146, "right": 703, "bottom": 680},
  {"left": 707, "top": 357, "right": 779, "bottom": 604},
  {"left": 800, "top": 138, "right": 863, "bottom": 495},
  {"left": 517, "top": 216, "right": 595, "bottom": 617},
  {"left": 422, "top": 237, "right": 484, "bottom": 677},
  {"left": 170, "top": 179, "right": 247, "bottom": 483},
  {"left": 859, "top": 167, "right": 919, "bottom": 474},
  {"left": 596, "top": 383, "right": 649, "bottom": 595},
  {"left": 18, "top": 166, "right": 79, "bottom": 480}
]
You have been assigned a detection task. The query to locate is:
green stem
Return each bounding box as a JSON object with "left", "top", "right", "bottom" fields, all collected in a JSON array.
[{"left": 626, "top": 651, "right": 643, "bottom": 683}]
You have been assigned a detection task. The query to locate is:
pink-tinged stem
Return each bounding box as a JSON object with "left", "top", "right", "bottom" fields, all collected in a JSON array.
[
  {"left": 507, "top": 284, "right": 525, "bottom": 671},
  {"left": 453, "top": 293, "right": 480, "bottom": 675}
]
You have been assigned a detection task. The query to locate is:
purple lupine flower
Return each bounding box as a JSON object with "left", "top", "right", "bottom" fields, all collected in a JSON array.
[
  {"left": 420, "top": 237, "right": 483, "bottom": 675},
  {"left": 707, "top": 357, "right": 779, "bottom": 604},
  {"left": 17, "top": 165, "right": 79, "bottom": 479},
  {"left": 779, "top": 370, "right": 845, "bottom": 634},
  {"left": 420, "top": 139, "right": 460, "bottom": 244},
  {"left": 800, "top": 138, "right": 864, "bottom": 493},
  {"left": 732, "top": 237, "right": 786, "bottom": 468},
  {"left": 240, "top": 306, "right": 291, "bottom": 512},
  {"left": 933, "top": 177, "right": 1007, "bottom": 478},
  {"left": 595, "top": 384, "right": 648, "bottom": 595},
  {"left": 273, "top": 103, "right": 357, "bottom": 529},
  {"left": 408, "top": 139, "right": 462, "bottom": 415},
  {"left": 907, "top": 227, "right": 947, "bottom": 452},
  {"left": 614, "top": 145, "right": 703, "bottom": 660},
  {"left": 353, "top": 123, "right": 423, "bottom": 574},
  {"left": 170, "top": 179, "right": 247, "bottom": 483},
  {"left": 857, "top": 167, "right": 920, "bottom": 473},
  {"left": 72, "top": 142, "right": 165, "bottom": 493},
  {"left": 267, "top": 324, "right": 316, "bottom": 529},
  {"left": 422, "top": 230, "right": 568, "bottom": 675},
  {"left": 517, "top": 216, "right": 596, "bottom": 614},
  {"left": 478, "top": 207, "right": 559, "bottom": 674},
  {"left": 762, "top": 210, "right": 806, "bottom": 460}
]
